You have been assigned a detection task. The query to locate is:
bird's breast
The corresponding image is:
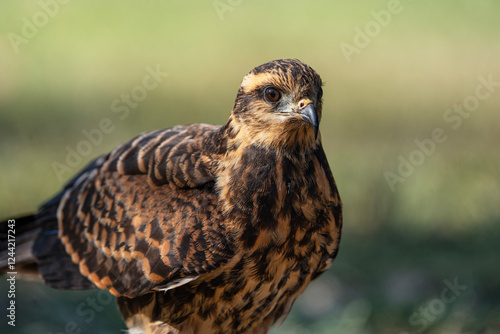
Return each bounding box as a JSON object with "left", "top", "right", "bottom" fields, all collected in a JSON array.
[
  {"left": 216, "top": 144, "right": 336, "bottom": 234},
  {"left": 141, "top": 143, "right": 341, "bottom": 333},
  {"left": 215, "top": 142, "right": 339, "bottom": 268}
]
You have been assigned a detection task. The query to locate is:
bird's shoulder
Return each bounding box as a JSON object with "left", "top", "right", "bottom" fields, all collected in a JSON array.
[{"left": 102, "top": 123, "right": 222, "bottom": 188}]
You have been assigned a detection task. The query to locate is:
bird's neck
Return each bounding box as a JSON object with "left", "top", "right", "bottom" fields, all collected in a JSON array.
[{"left": 219, "top": 114, "right": 320, "bottom": 154}]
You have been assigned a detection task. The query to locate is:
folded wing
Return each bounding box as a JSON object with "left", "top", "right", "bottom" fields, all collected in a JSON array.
[{"left": 34, "top": 124, "right": 235, "bottom": 297}]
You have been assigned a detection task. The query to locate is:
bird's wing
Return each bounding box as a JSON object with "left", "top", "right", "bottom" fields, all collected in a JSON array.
[{"left": 39, "top": 124, "right": 235, "bottom": 297}]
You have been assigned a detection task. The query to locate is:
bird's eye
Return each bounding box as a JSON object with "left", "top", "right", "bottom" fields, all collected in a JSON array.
[{"left": 264, "top": 87, "right": 281, "bottom": 103}]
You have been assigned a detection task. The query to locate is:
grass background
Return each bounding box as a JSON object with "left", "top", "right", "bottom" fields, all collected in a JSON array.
[{"left": 0, "top": 0, "right": 499, "bottom": 333}]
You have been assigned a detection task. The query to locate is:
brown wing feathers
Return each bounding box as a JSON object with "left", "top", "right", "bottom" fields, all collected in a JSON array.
[
  {"left": 37, "top": 124, "right": 234, "bottom": 297},
  {"left": 103, "top": 124, "right": 218, "bottom": 188}
]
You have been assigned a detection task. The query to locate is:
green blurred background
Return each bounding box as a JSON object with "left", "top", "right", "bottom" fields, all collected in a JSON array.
[{"left": 1, "top": 0, "right": 499, "bottom": 333}]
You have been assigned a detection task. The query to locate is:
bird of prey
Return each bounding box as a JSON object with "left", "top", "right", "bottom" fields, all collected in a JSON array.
[{"left": 0, "top": 59, "right": 342, "bottom": 334}]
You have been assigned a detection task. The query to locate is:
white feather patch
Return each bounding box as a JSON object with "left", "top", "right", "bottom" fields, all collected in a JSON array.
[{"left": 156, "top": 276, "right": 199, "bottom": 292}]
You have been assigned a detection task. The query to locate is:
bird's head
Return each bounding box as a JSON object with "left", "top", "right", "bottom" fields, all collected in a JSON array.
[{"left": 229, "top": 59, "right": 324, "bottom": 153}]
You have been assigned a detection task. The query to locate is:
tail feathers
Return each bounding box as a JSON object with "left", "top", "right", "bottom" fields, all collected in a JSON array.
[
  {"left": 0, "top": 211, "right": 94, "bottom": 290},
  {"left": 0, "top": 214, "right": 41, "bottom": 276},
  {"left": 33, "top": 199, "right": 95, "bottom": 290},
  {"left": 0, "top": 214, "right": 39, "bottom": 240},
  {"left": 33, "top": 226, "right": 94, "bottom": 290}
]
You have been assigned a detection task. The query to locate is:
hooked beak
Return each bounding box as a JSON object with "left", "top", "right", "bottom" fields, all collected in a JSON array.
[{"left": 299, "top": 104, "right": 319, "bottom": 139}]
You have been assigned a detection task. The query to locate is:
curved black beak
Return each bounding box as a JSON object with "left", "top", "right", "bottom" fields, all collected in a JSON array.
[{"left": 299, "top": 104, "right": 319, "bottom": 139}]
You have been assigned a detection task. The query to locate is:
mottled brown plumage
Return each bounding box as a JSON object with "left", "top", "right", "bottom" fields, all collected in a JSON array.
[{"left": 0, "top": 59, "right": 342, "bottom": 333}]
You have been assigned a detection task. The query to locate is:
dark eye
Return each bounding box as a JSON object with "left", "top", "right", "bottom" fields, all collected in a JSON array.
[{"left": 264, "top": 87, "right": 281, "bottom": 103}]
